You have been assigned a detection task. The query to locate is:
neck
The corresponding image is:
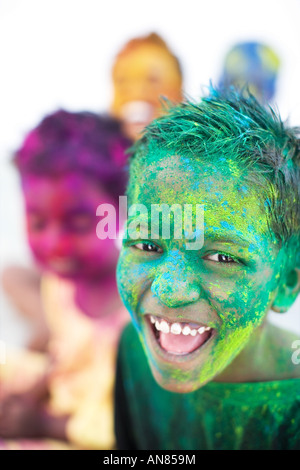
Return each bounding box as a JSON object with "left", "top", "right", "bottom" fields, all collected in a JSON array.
[
  {"left": 215, "top": 317, "right": 300, "bottom": 383},
  {"left": 214, "top": 320, "right": 270, "bottom": 383}
]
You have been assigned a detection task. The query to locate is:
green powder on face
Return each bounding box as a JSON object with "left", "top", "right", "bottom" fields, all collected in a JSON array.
[
  {"left": 118, "top": 89, "right": 300, "bottom": 394},
  {"left": 117, "top": 151, "right": 290, "bottom": 392}
]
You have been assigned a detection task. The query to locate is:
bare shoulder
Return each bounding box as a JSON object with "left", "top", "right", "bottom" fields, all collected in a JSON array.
[{"left": 266, "top": 322, "right": 300, "bottom": 379}]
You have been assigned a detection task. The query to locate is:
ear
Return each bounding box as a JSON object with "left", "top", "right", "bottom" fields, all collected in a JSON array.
[{"left": 271, "top": 268, "right": 300, "bottom": 313}]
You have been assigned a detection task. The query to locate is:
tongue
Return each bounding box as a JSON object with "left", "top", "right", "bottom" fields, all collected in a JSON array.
[{"left": 159, "top": 330, "right": 210, "bottom": 355}]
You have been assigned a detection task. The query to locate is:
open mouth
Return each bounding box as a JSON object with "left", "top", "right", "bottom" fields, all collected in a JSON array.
[
  {"left": 121, "top": 101, "right": 154, "bottom": 124},
  {"left": 47, "top": 257, "right": 79, "bottom": 273},
  {"left": 147, "top": 314, "right": 214, "bottom": 356}
]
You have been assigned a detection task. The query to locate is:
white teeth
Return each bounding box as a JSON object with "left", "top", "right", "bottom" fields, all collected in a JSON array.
[
  {"left": 160, "top": 321, "right": 170, "bottom": 334},
  {"left": 170, "top": 323, "right": 182, "bottom": 335},
  {"left": 150, "top": 316, "right": 212, "bottom": 337},
  {"left": 182, "top": 325, "right": 191, "bottom": 336}
]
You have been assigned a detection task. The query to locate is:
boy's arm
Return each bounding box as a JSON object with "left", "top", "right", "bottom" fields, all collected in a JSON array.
[
  {"left": 0, "top": 396, "right": 70, "bottom": 441},
  {"left": 0, "top": 368, "right": 70, "bottom": 442},
  {"left": 1, "top": 265, "right": 42, "bottom": 319},
  {"left": 1, "top": 265, "right": 50, "bottom": 351},
  {"left": 37, "top": 408, "right": 69, "bottom": 441}
]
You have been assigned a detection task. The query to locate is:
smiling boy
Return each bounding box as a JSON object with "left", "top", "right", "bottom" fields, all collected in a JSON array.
[{"left": 114, "top": 88, "right": 300, "bottom": 450}]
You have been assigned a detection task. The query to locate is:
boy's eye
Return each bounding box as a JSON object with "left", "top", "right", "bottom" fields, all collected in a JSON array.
[
  {"left": 66, "top": 214, "right": 94, "bottom": 233},
  {"left": 132, "top": 242, "right": 163, "bottom": 253},
  {"left": 205, "top": 253, "right": 236, "bottom": 263},
  {"left": 27, "top": 214, "right": 47, "bottom": 232},
  {"left": 115, "top": 75, "right": 126, "bottom": 86},
  {"left": 147, "top": 74, "right": 161, "bottom": 85}
]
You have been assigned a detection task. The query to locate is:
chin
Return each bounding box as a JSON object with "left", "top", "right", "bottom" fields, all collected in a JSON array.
[
  {"left": 141, "top": 313, "right": 217, "bottom": 394},
  {"left": 150, "top": 362, "right": 207, "bottom": 394}
]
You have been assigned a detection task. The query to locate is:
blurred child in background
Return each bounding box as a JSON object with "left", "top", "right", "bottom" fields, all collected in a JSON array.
[
  {"left": 110, "top": 32, "right": 183, "bottom": 141},
  {"left": 218, "top": 41, "right": 281, "bottom": 103},
  {"left": 0, "top": 110, "right": 131, "bottom": 449}
]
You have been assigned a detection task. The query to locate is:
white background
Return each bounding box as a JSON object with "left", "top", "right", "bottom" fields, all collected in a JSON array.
[{"left": 0, "top": 0, "right": 299, "bottom": 345}]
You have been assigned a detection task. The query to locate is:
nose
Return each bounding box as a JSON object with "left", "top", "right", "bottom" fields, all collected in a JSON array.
[
  {"left": 42, "top": 225, "right": 72, "bottom": 258},
  {"left": 124, "top": 78, "right": 154, "bottom": 103},
  {"left": 151, "top": 252, "right": 201, "bottom": 308}
]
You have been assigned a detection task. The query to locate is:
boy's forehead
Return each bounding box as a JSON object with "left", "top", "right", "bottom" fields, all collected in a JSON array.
[
  {"left": 130, "top": 150, "right": 277, "bottom": 245},
  {"left": 114, "top": 44, "right": 179, "bottom": 74},
  {"left": 139, "top": 148, "right": 245, "bottom": 177},
  {"left": 22, "top": 172, "right": 106, "bottom": 200},
  {"left": 135, "top": 151, "right": 249, "bottom": 196}
]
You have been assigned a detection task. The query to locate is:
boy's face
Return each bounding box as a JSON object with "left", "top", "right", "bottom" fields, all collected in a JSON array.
[
  {"left": 111, "top": 44, "right": 182, "bottom": 141},
  {"left": 23, "top": 172, "right": 118, "bottom": 280},
  {"left": 117, "top": 152, "right": 284, "bottom": 393}
]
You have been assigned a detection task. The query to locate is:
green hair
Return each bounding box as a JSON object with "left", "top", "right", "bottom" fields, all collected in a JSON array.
[{"left": 127, "top": 87, "right": 300, "bottom": 258}]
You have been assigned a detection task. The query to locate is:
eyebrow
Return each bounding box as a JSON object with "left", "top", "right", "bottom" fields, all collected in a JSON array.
[
  {"left": 26, "top": 205, "right": 96, "bottom": 216},
  {"left": 64, "top": 207, "right": 95, "bottom": 216},
  {"left": 126, "top": 214, "right": 264, "bottom": 250},
  {"left": 203, "top": 230, "right": 257, "bottom": 249},
  {"left": 26, "top": 205, "right": 43, "bottom": 213}
]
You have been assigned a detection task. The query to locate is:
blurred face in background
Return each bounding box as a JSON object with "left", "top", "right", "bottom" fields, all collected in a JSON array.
[
  {"left": 22, "top": 172, "right": 119, "bottom": 281},
  {"left": 219, "top": 42, "right": 280, "bottom": 104},
  {"left": 111, "top": 42, "right": 183, "bottom": 141}
]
